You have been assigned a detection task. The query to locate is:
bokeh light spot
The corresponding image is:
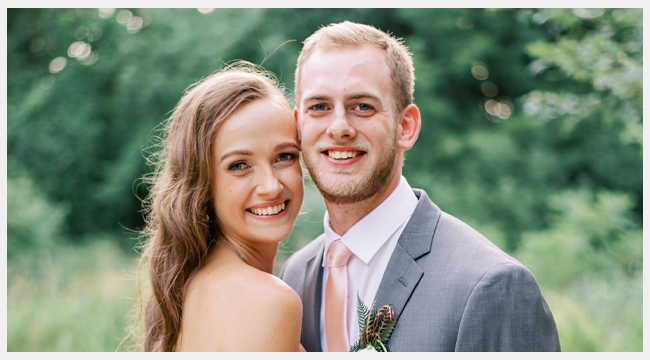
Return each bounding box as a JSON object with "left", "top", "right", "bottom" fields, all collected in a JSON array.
[
  {"left": 78, "top": 45, "right": 92, "bottom": 59},
  {"left": 116, "top": 10, "right": 133, "bottom": 24},
  {"left": 532, "top": 11, "right": 548, "bottom": 24},
  {"left": 80, "top": 52, "right": 99, "bottom": 66},
  {"left": 456, "top": 16, "right": 474, "bottom": 30},
  {"left": 484, "top": 98, "right": 513, "bottom": 121},
  {"left": 126, "top": 16, "right": 144, "bottom": 33},
  {"left": 573, "top": 8, "right": 605, "bottom": 19},
  {"left": 68, "top": 41, "right": 91, "bottom": 59},
  {"left": 49, "top": 57, "right": 67, "bottom": 73},
  {"left": 198, "top": 8, "right": 214, "bottom": 14},
  {"left": 98, "top": 8, "right": 115, "bottom": 19},
  {"left": 472, "top": 62, "right": 489, "bottom": 80}
]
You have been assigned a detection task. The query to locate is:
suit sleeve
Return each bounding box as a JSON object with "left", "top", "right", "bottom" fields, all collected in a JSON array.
[{"left": 455, "top": 262, "right": 561, "bottom": 351}]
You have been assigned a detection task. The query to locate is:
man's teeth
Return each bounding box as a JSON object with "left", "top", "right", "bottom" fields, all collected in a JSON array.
[
  {"left": 249, "top": 202, "right": 286, "bottom": 216},
  {"left": 328, "top": 150, "right": 359, "bottom": 159}
]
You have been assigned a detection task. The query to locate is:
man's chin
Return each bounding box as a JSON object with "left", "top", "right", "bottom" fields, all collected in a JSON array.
[
  {"left": 313, "top": 177, "right": 375, "bottom": 205},
  {"left": 319, "top": 189, "right": 371, "bottom": 205}
]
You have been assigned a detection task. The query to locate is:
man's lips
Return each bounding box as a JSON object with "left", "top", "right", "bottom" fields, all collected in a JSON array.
[{"left": 323, "top": 149, "right": 367, "bottom": 160}]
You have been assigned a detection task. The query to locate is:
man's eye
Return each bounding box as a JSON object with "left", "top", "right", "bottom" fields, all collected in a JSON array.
[
  {"left": 357, "top": 103, "right": 373, "bottom": 111},
  {"left": 310, "top": 104, "right": 327, "bottom": 111},
  {"left": 228, "top": 161, "right": 249, "bottom": 172}
]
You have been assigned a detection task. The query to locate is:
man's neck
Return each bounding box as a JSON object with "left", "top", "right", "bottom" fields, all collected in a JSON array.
[{"left": 325, "top": 173, "right": 402, "bottom": 236}]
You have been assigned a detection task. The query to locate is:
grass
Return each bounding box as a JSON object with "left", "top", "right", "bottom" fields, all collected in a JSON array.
[{"left": 7, "top": 238, "right": 141, "bottom": 352}]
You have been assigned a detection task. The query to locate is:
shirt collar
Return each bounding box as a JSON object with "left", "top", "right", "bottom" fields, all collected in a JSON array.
[{"left": 323, "top": 176, "right": 418, "bottom": 265}]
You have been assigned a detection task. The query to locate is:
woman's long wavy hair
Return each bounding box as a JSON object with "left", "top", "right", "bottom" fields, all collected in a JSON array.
[{"left": 137, "top": 61, "right": 288, "bottom": 351}]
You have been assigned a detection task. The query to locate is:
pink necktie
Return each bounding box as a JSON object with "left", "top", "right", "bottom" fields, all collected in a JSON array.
[{"left": 325, "top": 240, "right": 353, "bottom": 352}]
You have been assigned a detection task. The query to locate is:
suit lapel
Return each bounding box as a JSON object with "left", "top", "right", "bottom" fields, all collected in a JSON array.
[
  {"left": 301, "top": 241, "right": 324, "bottom": 352},
  {"left": 374, "top": 190, "right": 441, "bottom": 323}
]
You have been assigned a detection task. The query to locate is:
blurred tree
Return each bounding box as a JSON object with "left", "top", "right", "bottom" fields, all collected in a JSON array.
[
  {"left": 521, "top": 8, "right": 642, "bottom": 209},
  {"left": 516, "top": 188, "right": 642, "bottom": 351},
  {"left": 7, "top": 8, "right": 642, "bottom": 252},
  {"left": 7, "top": 167, "right": 68, "bottom": 259}
]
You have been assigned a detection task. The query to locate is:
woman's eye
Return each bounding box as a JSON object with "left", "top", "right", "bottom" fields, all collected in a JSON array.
[
  {"left": 228, "top": 161, "right": 249, "bottom": 172},
  {"left": 277, "top": 152, "right": 298, "bottom": 163}
]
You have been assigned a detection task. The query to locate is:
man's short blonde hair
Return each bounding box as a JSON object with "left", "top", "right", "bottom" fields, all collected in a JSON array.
[{"left": 295, "top": 21, "right": 415, "bottom": 113}]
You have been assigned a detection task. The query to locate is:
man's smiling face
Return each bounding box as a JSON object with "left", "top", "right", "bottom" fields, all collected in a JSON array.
[{"left": 295, "top": 45, "right": 401, "bottom": 205}]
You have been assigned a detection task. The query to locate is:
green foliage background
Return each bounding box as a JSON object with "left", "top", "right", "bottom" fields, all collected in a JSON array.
[{"left": 6, "top": 8, "right": 643, "bottom": 351}]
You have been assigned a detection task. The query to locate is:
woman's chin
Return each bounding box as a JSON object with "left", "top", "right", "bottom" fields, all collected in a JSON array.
[{"left": 235, "top": 225, "right": 293, "bottom": 245}]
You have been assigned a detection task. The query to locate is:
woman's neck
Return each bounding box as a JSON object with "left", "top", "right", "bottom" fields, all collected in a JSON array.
[{"left": 214, "top": 235, "right": 277, "bottom": 274}]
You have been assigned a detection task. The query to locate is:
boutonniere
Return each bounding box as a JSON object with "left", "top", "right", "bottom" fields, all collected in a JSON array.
[{"left": 349, "top": 293, "right": 397, "bottom": 352}]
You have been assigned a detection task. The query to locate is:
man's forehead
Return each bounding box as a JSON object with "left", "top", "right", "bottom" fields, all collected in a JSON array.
[
  {"left": 305, "top": 45, "right": 385, "bottom": 64},
  {"left": 300, "top": 47, "right": 389, "bottom": 82}
]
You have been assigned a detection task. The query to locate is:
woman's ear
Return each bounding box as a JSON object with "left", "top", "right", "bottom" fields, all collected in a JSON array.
[{"left": 397, "top": 104, "right": 421, "bottom": 151}]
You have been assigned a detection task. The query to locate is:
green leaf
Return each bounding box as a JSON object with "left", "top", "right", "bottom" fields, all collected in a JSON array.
[
  {"left": 380, "top": 320, "right": 397, "bottom": 343},
  {"left": 356, "top": 292, "right": 369, "bottom": 336},
  {"left": 349, "top": 340, "right": 362, "bottom": 352}
]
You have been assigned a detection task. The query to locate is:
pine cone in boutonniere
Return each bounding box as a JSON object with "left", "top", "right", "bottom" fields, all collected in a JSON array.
[{"left": 349, "top": 293, "right": 397, "bottom": 352}]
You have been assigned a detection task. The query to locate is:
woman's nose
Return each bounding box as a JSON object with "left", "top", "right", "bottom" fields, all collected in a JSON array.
[{"left": 256, "top": 167, "right": 283, "bottom": 198}]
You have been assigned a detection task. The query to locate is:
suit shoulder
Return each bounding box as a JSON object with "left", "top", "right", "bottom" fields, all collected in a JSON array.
[
  {"left": 444, "top": 211, "right": 512, "bottom": 255},
  {"left": 429, "top": 210, "right": 529, "bottom": 276}
]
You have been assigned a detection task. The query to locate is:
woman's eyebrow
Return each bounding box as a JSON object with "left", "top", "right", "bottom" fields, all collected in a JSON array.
[
  {"left": 275, "top": 142, "right": 300, "bottom": 151},
  {"left": 219, "top": 149, "right": 252, "bottom": 163}
]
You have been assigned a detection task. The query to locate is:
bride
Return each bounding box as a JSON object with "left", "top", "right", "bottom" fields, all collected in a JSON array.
[{"left": 138, "top": 61, "right": 305, "bottom": 351}]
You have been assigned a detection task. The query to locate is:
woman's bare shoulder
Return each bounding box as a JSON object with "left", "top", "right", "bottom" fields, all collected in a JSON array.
[
  {"left": 178, "top": 264, "right": 302, "bottom": 351},
  {"left": 242, "top": 268, "right": 303, "bottom": 307}
]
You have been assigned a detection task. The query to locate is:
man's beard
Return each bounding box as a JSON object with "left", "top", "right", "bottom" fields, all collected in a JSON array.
[{"left": 304, "top": 135, "right": 399, "bottom": 205}]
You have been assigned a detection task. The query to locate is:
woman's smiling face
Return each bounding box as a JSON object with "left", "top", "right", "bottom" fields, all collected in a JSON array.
[{"left": 211, "top": 96, "right": 304, "bottom": 247}]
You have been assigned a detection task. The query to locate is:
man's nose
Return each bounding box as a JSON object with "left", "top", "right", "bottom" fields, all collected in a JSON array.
[{"left": 326, "top": 107, "right": 356, "bottom": 140}]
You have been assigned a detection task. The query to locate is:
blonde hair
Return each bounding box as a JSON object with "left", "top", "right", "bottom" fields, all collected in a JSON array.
[
  {"left": 138, "top": 61, "right": 287, "bottom": 351},
  {"left": 295, "top": 21, "right": 415, "bottom": 113}
]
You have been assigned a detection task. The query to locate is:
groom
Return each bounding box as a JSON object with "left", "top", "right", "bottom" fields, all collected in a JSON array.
[{"left": 280, "top": 21, "right": 560, "bottom": 352}]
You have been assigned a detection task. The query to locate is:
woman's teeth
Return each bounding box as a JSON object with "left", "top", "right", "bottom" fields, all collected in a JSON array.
[{"left": 249, "top": 202, "right": 286, "bottom": 216}]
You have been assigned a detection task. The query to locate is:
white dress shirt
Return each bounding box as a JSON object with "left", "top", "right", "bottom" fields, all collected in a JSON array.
[{"left": 319, "top": 176, "right": 418, "bottom": 351}]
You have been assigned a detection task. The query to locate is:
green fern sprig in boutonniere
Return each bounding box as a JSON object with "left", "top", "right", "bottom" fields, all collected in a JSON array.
[{"left": 349, "top": 293, "right": 397, "bottom": 352}]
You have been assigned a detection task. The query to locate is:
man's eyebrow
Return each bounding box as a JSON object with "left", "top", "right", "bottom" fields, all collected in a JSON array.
[
  {"left": 302, "top": 95, "right": 330, "bottom": 103},
  {"left": 303, "top": 93, "right": 381, "bottom": 102},
  {"left": 219, "top": 149, "right": 252, "bottom": 163},
  {"left": 349, "top": 93, "right": 381, "bottom": 101}
]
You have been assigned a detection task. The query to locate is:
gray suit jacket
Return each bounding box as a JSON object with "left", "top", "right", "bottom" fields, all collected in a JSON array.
[{"left": 280, "top": 189, "right": 560, "bottom": 352}]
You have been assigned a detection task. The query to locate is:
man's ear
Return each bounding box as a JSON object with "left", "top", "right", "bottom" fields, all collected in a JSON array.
[
  {"left": 397, "top": 104, "right": 421, "bottom": 151},
  {"left": 293, "top": 108, "right": 302, "bottom": 143}
]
